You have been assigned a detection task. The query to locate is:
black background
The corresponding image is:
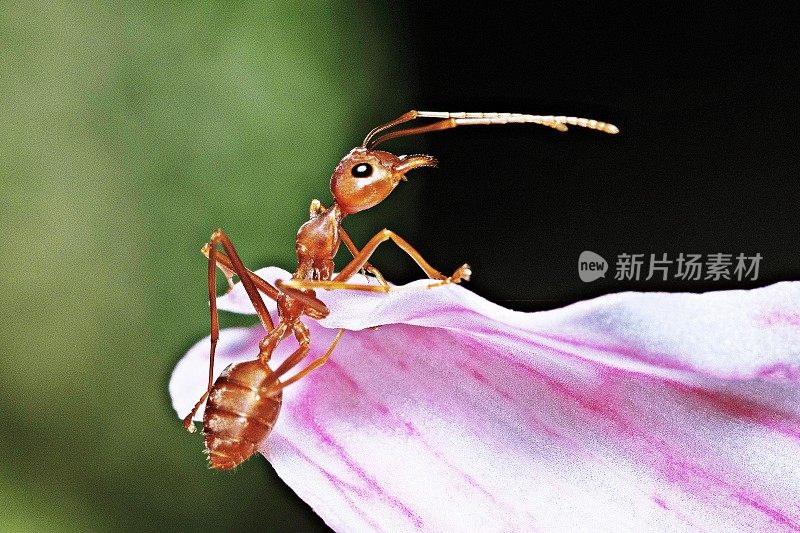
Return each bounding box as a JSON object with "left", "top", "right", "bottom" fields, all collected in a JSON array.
[{"left": 367, "top": 3, "right": 799, "bottom": 311}]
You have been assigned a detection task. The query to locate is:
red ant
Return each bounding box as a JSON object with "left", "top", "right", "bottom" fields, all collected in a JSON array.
[{"left": 182, "top": 110, "right": 618, "bottom": 469}]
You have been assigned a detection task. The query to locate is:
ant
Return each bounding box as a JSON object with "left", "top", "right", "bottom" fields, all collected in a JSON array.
[{"left": 182, "top": 110, "right": 618, "bottom": 469}]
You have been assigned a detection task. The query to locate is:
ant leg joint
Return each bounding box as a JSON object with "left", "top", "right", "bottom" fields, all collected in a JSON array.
[
  {"left": 210, "top": 228, "right": 229, "bottom": 242},
  {"left": 294, "top": 321, "right": 310, "bottom": 344},
  {"left": 258, "top": 323, "right": 289, "bottom": 364}
]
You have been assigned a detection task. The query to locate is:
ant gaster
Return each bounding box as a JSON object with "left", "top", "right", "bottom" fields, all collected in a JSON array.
[{"left": 182, "top": 110, "right": 618, "bottom": 469}]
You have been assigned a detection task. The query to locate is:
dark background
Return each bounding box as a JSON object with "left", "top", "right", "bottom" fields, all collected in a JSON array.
[
  {"left": 2, "top": 2, "right": 797, "bottom": 532},
  {"left": 376, "top": 3, "right": 798, "bottom": 310}
]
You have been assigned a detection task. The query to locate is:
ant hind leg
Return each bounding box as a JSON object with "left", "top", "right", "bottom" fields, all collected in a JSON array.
[
  {"left": 273, "top": 328, "right": 346, "bottom": 391},
  {"left": 182, "top": 229, "right": 280, "bottom": 432}
]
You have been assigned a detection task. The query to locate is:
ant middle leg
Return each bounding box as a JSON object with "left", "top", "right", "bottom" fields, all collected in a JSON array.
[
  {"left": 203, "top": 245, "right": 330, "bottom": 318},
  {"left": 201, "top": 244, "right": 281, "bottom": 302},
  {"left": 205, "top": 230, "right": 277, "bottom": 335}
]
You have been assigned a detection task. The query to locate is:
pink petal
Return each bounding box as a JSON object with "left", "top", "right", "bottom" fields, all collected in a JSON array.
[
  {"left": 214, "top": 267, "right": 282, "bottom": 315},
  {"left": 171, "top": 273, "right": 800, "bottom": 531}
]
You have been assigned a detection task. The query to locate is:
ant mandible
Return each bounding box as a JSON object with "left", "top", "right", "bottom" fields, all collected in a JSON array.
[{"left": 182, "top": 110, "right": 618, "bottom": 469}]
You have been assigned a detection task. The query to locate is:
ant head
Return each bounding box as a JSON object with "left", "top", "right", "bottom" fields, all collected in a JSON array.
[{"left": 330, "top": 147, "right": 437, "bottom": 214}]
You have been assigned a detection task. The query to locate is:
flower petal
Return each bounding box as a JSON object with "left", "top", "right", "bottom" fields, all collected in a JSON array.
[
  {"left": 215, "top": 268, "right": 800, "bottom": 381},
  {"left": 215, "top": 267, "right": 282, "bottom": 315},
  {"left": 171, "top": 277, "right": 800, "bottom": 532}
]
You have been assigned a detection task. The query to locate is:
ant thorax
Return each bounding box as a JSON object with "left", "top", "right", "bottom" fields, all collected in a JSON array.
[{"left": 294, "top": 204, "right": 343, "bottom": 280}]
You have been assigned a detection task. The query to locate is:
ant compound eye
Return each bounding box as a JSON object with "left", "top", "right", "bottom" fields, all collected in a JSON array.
[{"left": 352, "top": 163, "right": 373, "bottom": 178}]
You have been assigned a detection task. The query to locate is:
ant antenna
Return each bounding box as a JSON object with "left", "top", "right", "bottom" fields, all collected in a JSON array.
[{"left": 363, "top": 111, "right": 619, "bottom": 149}]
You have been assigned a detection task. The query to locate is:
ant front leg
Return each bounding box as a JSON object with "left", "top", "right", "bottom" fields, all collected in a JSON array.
[
  {"left": 340, "top": 227, "right": 389, "bottom": 288},
  {"left": 182, "top": 229, "right": 279, "bottom": 432},
  {"left": 337, "top": 228, "right": 470, "bottom": 284},
  {"left": 282, "top": 228, "right": 470, "bottom": 293}
]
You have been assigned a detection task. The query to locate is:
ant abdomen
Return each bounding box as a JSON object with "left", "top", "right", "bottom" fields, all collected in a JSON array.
[{"left": 202, "top": 359, "right": 283, "bottom": 470}]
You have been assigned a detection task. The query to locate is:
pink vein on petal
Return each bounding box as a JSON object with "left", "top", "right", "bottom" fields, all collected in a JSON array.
[
  {"left": 457, "top": 334, "right": 800, "bottom": 529},
  {"left": 756, "top": 363, "right": 800, "bottom": 382},
  {"left": 270, "top": 434, "right": 382, "bottom": 531},
  {"left": 453, "top": 335, "right": 577, "bottom": 444},
  {"left": 755, "top": 310, "right": 800, "bottom": 328},
  {"left": 652, "top": 495, "right": 669, "bottom": 509},
  {"left": 596, "top": 371, "right": 800, "bottom": 529},
  {"left": 321, "top": 361, "right": 516, "bottom": 508},
  {"left": 650, "top": 494, "right": 709, "bottom": 532},
  {"left": 537, "top": 331, "right": 698, "bottom": 374},
  {"left": 458, "top": 332, "right": 766, "bottom": 527},
  {"left": 668, "top": 383, "right": 800, "bottom": 442},
  {"left": 659, "top": 452, "right": 800, "bottom": 531},
  {"left": 735, "top": 492, "right": 800, "bottom": 531},
  {"left": 291, "top": 363, "right": 425, "bottom": 529},
  {"left": 313, "top": 355, "right": 548, "bottom": 525}
]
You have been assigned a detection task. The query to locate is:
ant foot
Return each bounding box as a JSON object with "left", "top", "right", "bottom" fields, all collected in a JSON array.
[
  {"left": 365, "top": 265, "right": 390, "bottom": 288},
  {"left": 447, "top": 263, "right": 472, "bottom": 284},
  {"left": 183, "top": 415, "right": 197, "bottom": 433}
]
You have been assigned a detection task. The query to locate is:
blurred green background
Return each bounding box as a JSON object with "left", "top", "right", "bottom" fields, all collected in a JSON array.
[{"left": 1, "top": 2, "right": 415, "bottom": 531}]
